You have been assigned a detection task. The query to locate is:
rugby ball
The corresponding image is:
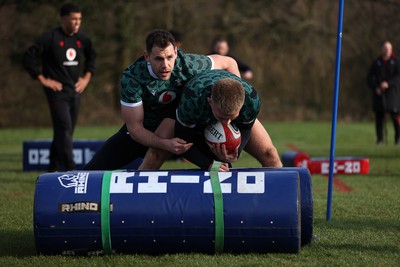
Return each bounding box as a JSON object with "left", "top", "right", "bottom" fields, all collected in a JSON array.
[{"left": 204, "top": 121, "right": 241, "bottom": 153}]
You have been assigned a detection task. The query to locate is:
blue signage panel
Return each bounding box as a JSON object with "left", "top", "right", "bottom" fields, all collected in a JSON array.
[
  {"left": 23, "top": 140, "right": 142, "bottom": 171},
  {"left": 34, "top": 168, "right": 310, "bottom": 255}
]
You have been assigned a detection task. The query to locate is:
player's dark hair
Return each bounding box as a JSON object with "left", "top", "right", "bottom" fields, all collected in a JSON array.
[
  {"left": 146, "top": 29, "right": 176, "bottom": 52},
  {"left": 60, "top": 3, "right": 81, "bottom": 17}
]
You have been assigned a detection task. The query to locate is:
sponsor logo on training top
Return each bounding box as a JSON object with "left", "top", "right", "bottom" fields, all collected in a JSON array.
[{"left": 64, "top": 48, "right": 78, "bottom": 66}]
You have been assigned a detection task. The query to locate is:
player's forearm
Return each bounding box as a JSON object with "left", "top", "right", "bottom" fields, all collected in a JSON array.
[
  {"left": 128, "top": 126, "right": 169, "bottom": 151},
  {"left": 82, "top": 71, "right": 92, "bottom": 82},
  {"left": 37, "top": 74, "right": 46, "bottom": 84},
  {"left": 23, "top": 46, "right": 42, "bottom": 79}
]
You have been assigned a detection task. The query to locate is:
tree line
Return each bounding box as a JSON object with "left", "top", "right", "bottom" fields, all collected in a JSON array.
[{"left": 1, "top": 0, "right": 400, "bottom": 127}]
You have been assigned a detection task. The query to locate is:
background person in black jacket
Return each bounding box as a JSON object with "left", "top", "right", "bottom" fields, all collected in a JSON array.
[
  {"left": 367, "top": 41, "right": 400, "bottom": 145},
  {"left": 23, "top": 3, "right": 96, "bottom": 171},
  {"left": 211, "top": 38, "right": 254, "bottom": 80}
]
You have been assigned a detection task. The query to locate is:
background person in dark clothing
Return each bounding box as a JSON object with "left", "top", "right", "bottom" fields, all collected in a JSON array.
[
  {"left": 23, "top": 3, "right": 96, "bottom": 171},
  {"left": 211, "top": 38, "right": 253, "bottom": 80},
  {"left": 367, "top": 41, "right": 400, "bottom": 145}
]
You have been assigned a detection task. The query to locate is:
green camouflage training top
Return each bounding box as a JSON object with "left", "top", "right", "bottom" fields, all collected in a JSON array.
[
  {"left": 176, "top": 69, "right": 260, "bottom": 128},
  {"left": 120, "top": 50, "right": 213, "bottom": 126}
]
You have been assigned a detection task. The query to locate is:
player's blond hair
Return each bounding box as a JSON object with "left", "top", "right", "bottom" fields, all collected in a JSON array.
[{"left": 211, "top": 78, "right": 245, "bottom": 114}]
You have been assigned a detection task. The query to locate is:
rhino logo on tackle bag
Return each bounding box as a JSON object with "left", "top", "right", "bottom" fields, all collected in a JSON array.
[{"left": 58, "top": 172, "right": 89, "bottom": 194}]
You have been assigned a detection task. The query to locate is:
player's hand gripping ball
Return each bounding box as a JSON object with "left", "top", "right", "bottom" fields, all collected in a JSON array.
[{"left": 204, "top": 121, "right": 241, "bottom": 153}]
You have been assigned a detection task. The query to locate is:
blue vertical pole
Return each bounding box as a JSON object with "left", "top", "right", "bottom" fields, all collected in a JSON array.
[{"left": 327, "top": 0, "right": 345, "bottom": 221}]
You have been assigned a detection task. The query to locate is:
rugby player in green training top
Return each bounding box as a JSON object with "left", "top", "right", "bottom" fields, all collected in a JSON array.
[
  {"left": 84, "top": 29, "right": 240, "bottom": 170},
  {"left": 140, "top": 69, "right": 282, "bottom": 171}
]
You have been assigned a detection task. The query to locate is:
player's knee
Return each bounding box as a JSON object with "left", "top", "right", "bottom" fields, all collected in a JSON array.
[{"left": 146, "top": 149, "right": 162, "bottom": 161}]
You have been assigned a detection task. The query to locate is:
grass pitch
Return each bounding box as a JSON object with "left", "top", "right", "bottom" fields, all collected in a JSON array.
[{"left": 0, "top": 121, "right": 399, "bottom": 266}]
